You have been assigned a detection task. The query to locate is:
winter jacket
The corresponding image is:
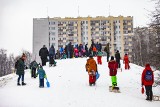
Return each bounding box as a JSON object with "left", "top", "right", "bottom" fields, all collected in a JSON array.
[
  {"left": 93, "top": 46, "right": 97, "bottom": 52},
  {"left": 59, "top": 47, "right": 64, "bottom": 54},
  {"left": 37, "top": 68, "right": 46, "bottom": 79},
  {"left": 86, "top": 58, "right": 97, "bottom": 73},
  {"left": 97, "top": 51, "right": 103, "bottom": 56},
  {"left": 74, "top": 48, "right": 79, "bottom": 54},
  {"left": 141, "top": 64, "right": 154, "bottom": 86},
  {"left": 108, "top": 60, "right": 118, "bottom": 76},
  {"left": 39, "top": 47, "right": 49, "bottom": 58},
  {"left": 123, "top": 55, "right": 129, "bottom": 64},
  {"left": 49, "top": 46, "right": 55, "bottom": 56},
  {"left": 30, "top": 61, "right": 38, "bottom": 69},
  {"left": 16, "top": 58, "right": 25, "bottom": 75},
  {"left": 115, "top": 52, "right": 121, "bottom": 61}
]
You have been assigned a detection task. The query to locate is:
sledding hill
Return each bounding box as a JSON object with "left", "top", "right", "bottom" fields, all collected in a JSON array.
[{"left": 0, "top": 57, "right": 160, "bottom": 107}]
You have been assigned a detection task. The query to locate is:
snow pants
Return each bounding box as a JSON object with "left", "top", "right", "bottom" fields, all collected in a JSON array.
[
  {"left": 31, "top": 67, "right": 36, "bottom": 78},
  {"left": 97, "top": 56, "right": 102, "bottom": 64},
  {"left": 39, "top": 78, "right": 44, "bottom": 87},
  {"left": 111, "top": 76, "right": 117, "bottom": 86},
  {"left": 145, "top": 85, "right": 153, "bottom": 100},
  {"left": 89, "top": 75, "right": 96, "bottom": 84},
  {"left": 125, "top": 63, "right": 130, "bottom": 69}
]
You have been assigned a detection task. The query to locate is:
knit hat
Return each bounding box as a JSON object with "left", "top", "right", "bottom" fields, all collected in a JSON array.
[
  {"left": 145, "top": 64, "right": 150, "bottom": 67},
  {"left": 111, "top": 56, "right": 114, "bottom": 60}
]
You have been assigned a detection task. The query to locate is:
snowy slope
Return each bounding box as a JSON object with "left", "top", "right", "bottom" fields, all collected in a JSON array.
[{"left": 0, "top": 57, "right": 160, "bottom": 107}]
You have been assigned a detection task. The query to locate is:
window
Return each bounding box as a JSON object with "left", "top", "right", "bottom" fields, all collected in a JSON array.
[
  {"left": 52, "top": 32, "right": 55, "bottom": 35},
  {"left": 51, "top": 27, "right": 55, "bottom": 30},
  {"left": 51, "top": 22, "right": 55, "bottom": 25}
]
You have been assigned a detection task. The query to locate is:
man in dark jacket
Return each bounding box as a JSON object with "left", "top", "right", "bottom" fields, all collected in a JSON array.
[
  {"left": 85, "top": 44, "right": 89, "bottom": 57},
  {"left": 141, "top": 64, "right": 154, "bottom": 101},
  {"left": 115, "top": 50, "right": 121, "bottom": 68},
  {"left": 104, "top": 43, "right": 110, "bottom": 62},
  {"left": 49, "top": 45, "right": 56, "bottom": 66},
  {"left": 39, "top": 45, "right": 49, "bottom": 66},
  {"left": 16, "top": 53, "right": 27, "bottom": 86}
]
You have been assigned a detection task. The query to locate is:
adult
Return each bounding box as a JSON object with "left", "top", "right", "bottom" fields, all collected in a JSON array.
[
  {"left": 39, "top": 45, "right": 49, "bottom": 66},
  {"left": 16, "top": 53, "right": 27, "bottom": 86},
  {"left": 85, "top": 44, "right": 89, "bottom": 57},
  {"left": 104, "top": 43, "right": 110, "bottom": 62},
  {"left": 49, "top": 45, "right": 56, "bottom": 66},
  {"left": 115, "top": 50, "right": 121, "bottom": 68}
]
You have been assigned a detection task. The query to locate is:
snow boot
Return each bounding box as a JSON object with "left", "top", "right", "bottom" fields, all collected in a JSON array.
[
  {"left": 146, "top": 96, "right": 149, "bottom": 100},
  {"left": 17, "top": 83, "right": 21, "bottom": 86},
  {"left": 22, "top": 82, "right": 26, "bottom": 86}
]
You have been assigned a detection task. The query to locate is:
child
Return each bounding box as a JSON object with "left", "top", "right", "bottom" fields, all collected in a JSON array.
[
  {"left": 97, "top": 51, "right": 103, "bottom": 64},
  {"left": 108, "top": 56, "right": 118, "bottom": 88},
  {"left": 141, "top": 64, "right": 154, "bottom": 101},
  {"left": 36, "top": 65, "right": 47, "bottom": 88},
  {"left": 30, "top": 60, "right": 38, "bottom": 78},
  {"left": 85, "top": 55, "right": 98, "bottom": 86},
  {"left": 74, "top": 48, "right": 79, "bottom": 58},
  {"left": 123, "top": 54, "right": 130, "bottom": 69}
]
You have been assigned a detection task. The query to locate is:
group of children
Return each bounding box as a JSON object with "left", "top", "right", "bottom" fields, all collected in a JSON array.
[
  {"left": 86, "top": 52, "right": 154, "bottom": 101},
  {"left": 29, "top": 60, "right": 47, "bottom": 88}
]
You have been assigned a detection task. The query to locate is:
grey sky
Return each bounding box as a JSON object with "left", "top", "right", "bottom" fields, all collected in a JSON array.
[{"left": 0, "top": 0, "right": 155, "bottom": 56}]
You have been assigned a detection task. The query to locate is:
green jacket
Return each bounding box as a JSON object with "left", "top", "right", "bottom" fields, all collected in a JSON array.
[{"left": 16, "top": 58, "right": 25, "bottom": 75}]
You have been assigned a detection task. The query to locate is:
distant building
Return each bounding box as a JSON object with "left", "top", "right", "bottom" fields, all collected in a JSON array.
[{"left": 33, "top": 16, "right": 133, "bottom": 63}]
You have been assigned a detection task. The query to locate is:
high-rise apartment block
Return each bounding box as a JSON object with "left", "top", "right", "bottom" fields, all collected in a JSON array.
[{"left": 33, "top": 16, "right": 133, "bottom": 63}]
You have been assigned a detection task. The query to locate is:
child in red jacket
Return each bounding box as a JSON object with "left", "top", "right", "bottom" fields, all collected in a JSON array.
[
  {"left": 108, "top": 56, "right": 118, "bottom": 87},
  {"left": 141, "top": 64, "right": 154, "bottom": 101},
  {"left": 123, "top": 54, "right": 130, "bottom": 69}
]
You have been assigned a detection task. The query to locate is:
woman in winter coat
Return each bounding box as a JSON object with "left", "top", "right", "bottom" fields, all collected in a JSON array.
[
  {"left": 85, "top": 55, "right": 97, "bottom": 86},
  {"left": 108, "top": 56, "right": 118, "bottom": 87},
  {"left": 16, "top": 53, "right": 27, "bottom": 86},
  {"left": 141, "top": 64, "right": 154, "bottom": 101}
]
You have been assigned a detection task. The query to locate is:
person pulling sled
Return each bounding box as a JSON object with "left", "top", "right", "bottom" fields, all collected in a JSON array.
[{"left": 86, "top": 55, "right": 98, "bottom": 86}]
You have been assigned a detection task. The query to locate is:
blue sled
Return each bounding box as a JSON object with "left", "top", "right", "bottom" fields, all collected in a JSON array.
[
  {"left": 96, "top": 72, "right": 100, "bottom": 80},
  {"left": 45, "top": 78, "right": 50, "bottom": 88}
]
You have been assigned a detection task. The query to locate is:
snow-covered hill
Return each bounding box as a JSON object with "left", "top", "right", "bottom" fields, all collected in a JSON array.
[{"left": 0, "top": 57, "right": 160, "bottom": 107}]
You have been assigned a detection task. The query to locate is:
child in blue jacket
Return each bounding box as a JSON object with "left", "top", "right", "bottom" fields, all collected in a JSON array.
[{"left": 36, "top": 65, "right": 47, "bottom": 88}]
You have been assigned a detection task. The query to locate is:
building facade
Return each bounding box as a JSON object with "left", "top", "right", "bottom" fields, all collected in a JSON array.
[{"left": 33, "top": 16, "right": 133, "bottom": 63}]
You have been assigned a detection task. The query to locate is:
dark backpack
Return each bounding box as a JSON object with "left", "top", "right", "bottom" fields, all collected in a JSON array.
[{"left": 145, "top": 70, "right": 153, "bottom": 81}]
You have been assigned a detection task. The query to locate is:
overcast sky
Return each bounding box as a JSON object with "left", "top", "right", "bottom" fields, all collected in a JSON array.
[{"left": 0, "top": 0, "right": 155, "bottom": 56}]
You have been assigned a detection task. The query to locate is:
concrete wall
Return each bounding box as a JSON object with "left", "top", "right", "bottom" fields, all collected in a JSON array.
[{"left": 33, "top": 18, "right": 49, "bottom": 63}]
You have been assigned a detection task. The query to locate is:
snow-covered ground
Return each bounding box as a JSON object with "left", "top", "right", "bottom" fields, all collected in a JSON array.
[{"left": 0, "top": 57, "right": 160, "bottom": 107}]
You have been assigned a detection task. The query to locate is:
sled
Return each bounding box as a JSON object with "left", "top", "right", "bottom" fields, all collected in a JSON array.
[
  {"left": 96, "top": 72, "right": 100, "bottom": 80},
  {"left": 153, "top": 95, "right": 160, "bottom": 101},
  {"left": 45, "top": 78, "right": 50, "bottom": 88},
  {"left": 109, "top": 86, "right": 120, "bottom": 93}
]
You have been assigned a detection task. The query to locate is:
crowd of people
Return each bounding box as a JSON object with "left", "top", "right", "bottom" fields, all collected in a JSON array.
[{"left": 14, "top": 41, "right": 155, "bottom": 101}]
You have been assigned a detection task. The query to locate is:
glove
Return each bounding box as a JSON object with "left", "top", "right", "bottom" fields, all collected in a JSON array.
[{"left": 44, "top": 75, "right": 47, "bottom": 79}]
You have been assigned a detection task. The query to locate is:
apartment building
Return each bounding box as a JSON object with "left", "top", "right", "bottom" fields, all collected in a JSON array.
[{"left": 33, "top": 16, "right": 133, "bottom": 63}]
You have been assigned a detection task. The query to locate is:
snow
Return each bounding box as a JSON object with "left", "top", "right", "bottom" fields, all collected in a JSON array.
[{"left": 0, "top": 57, "right": 160, "bottom": 107}]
